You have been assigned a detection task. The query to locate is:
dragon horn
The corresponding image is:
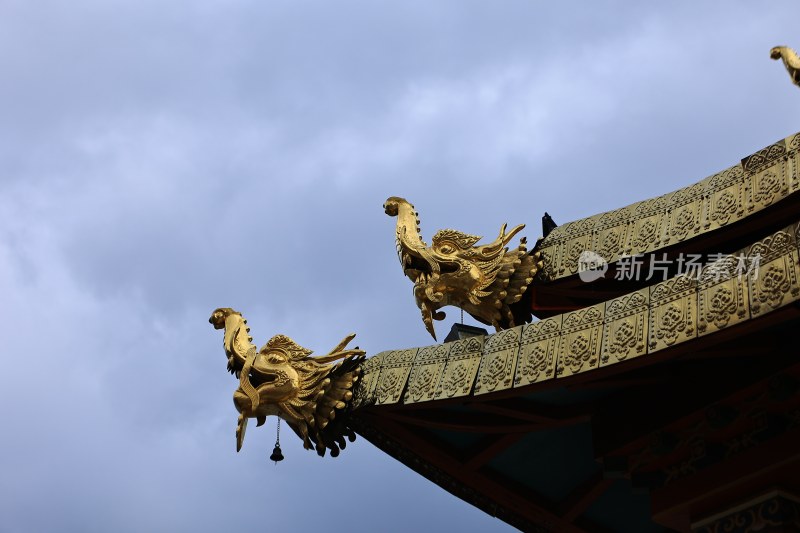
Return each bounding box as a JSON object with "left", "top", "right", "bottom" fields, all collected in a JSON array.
[
  {"left": 326, "top": 334, "right": 357, "bottom": 356},
  {"left": 503, "top": 224, "right": 525, "bottom": 246},
  {"left": 499, "top": 223, "right": 525, "bottom": 247}
]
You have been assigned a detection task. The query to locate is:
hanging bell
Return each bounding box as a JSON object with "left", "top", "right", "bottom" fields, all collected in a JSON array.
[{"left": 269, "top": 443, "right": 284, "bottom": 464}]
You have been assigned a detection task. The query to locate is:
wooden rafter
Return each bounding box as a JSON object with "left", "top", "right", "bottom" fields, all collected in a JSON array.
[{"left": 361, "top": 413, "right": 590, "bottom": 533}]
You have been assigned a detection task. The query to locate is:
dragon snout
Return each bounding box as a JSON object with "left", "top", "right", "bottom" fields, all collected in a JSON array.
[
  {"left": 209, "top": 308, "right": 232, "bottom": 329},
  {"left": 384, "top": 196, "right": 410, "bottom": 216}
]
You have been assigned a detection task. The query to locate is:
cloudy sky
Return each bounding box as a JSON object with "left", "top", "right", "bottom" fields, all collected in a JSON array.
[{"left": 1, "top": 2, "right": 799, "bottom": 532}]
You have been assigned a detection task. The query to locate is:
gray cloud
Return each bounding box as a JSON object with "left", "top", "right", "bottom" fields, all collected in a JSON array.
[{"left": 1, "top": 1, "right": 799, "bottom": 532}]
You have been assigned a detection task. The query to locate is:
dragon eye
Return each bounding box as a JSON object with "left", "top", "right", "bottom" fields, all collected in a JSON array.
[
  {"left": 439, "top": 245, "right": 454, "bottom": 254},
  {"left": 268, "top": 355, "right": 286, "bottom": 364}
]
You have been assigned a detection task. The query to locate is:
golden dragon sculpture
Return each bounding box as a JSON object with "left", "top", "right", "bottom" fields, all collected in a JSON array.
[
  {"left": 771, "top": 45, "right": 800, "bottom": 89},
  {"left": 209, "top": 308, "right": 365, "bottom": 457},
  {"left": 384, "top": 197, "right": 541, "bottom": 339}
]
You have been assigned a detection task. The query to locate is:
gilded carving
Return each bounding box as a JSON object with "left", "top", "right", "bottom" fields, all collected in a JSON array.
[
  {"left": 602, "top": 288, "right": 649, "bottom": 366},
  {"left": 790, "top": 133, "right": 800, "bottom": 154},
  {"left": 741, "top": 139, "right": 786, "bottom": 175},
  {"left": 747, "top": 166, "right": 789, "bottom": 213},
  {"left": 709, "top": 190, "right": 737, "bottom": 224},
  {"left": 404, "top": 344, "right": 450, "bottom": 404},
  {"left": 749, "top": 228, "right": 796, "bottom": 260},
  {"left": 514, "top": 316, "right": 561, "bottom": 387},
  {"left": 592, "top": 208, "right": 629, "bottom": 265},
  {"left": 384, "top": 197, "right": 538, "bottom": 339},
  {"left": 664, "top": 184, "right": 703, "bottom": 244},
  {"left": 626, "top": 193, "right": 671, "bottom": 255},
  {"left": 375, "top": 349, "right": 417, "bottom": 405},
  {"left": 474, "top": 326, "right": 522, "bottom": 395},
  {"left": 355, "top": 223, "right": 800, "bottom": 414},
  {"left": 534, "top": 134, "right": 800, "bottom": 282},
  {"left": 702, "top": 166, "right": 745, "bottom": 232},
  {"left": 649, "top": 275, "right": 697, "bottom": 352},
  {"left": 569, "top": 216, "right": 601, "bottom": 236},
  {"left": 536, "top": 245, "right": 558, "bottom": 282},
  {"left": 748, "top": 250, "right": 800, "bottom": 317},
  {"left": 698, "top": 256, "right": 749, "bottom": 336},
  {"left": 795, "top": 220, "right": 800, "bottom": 247},
  {"left": 790, "top": 151, "right": 800, "bottom": 193},
  {"left": 771, "top": 45, "right": 800, "bottom": 88},
  {"left": 706, "top": 164, "right": 744, "bottom": 190},
  {"left": 553, "top": 214, "right": 603, "bottom": 277},
  {"left": 435, "top": 336, "right": 484, "bottom": 399},
  {"left": 352, "top": 355, "right": 382, "bottom": 408},
  {"left": 744, "top": 227, "right": 799, "bottom": 319},
  {"left": 440, "top": 362, "right": 469, "bottom": 397},
  {"left": 789, "top": 136, "right": 800, "bottom": 194},
  {"left": 561, "top": 234, "right": 592, "bottom": 277},
  {"left": 628, "top": 216, "right": 662, "bottom": 255},
  {"left": 671, "top": 207, "right": 696, "bottom": 240},
  {"left": 632, "top": 193, "right": 672, "bottom": 220},
  {"left": 557, "top": 304, "right": 604, "bottom": 377},
  {"left": 209, "top": 308, "right": 365, "bottom": 456},
  {"left": 540, "top": 220, "right": 570, "bottom": 243}
]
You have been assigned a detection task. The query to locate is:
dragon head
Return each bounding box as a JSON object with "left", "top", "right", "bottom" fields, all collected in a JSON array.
[
  {"left": 384, "top": 197, "right": 539, "bottom": 339},
  {"left": 232, "top": 336, "right": 303, "bottom": 411},
  {"left": 210, "top": 308, "right": 365, "bottom": 456}
]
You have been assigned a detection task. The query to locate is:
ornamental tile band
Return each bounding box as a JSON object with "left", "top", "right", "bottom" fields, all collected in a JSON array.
[
  {"left": 556, "top": 303, "right": 604, "bottom": 377},
  {"left": 790, "top": 149, "right": 800, "bottom": 194},
  {"left": 649, "top": 274, "right": 697, "bottom": 353},
  {"left": 663, "top": 181, "right": 705, "bottom": 246},
  {"left": 354, "top": 222, "right": 800, "bottom": 409},
  {"left": 474, "top": 326, "right": 522, "bottom": 395},
  {"left": 795, "top": 220, "right": 800, "bottom": 248},
  {"left": 514, "top": 316, "right": 561, "bottom": 387},
  {"left": 353, "top": 354, "right": 384, "bottom": 408},
  {"left": 789, "top": 131, "right": 800, "bottom": 153},
  {"left": 741, "top": 138, "right": 786, "bottom": 175},
  {"left": 748, "top": 249, "right": 800, "bottom": 318},
  {"left": 537, "top": 132, "right": 800, "bottom": 282},
  {"left": 537, "top": 244, "right": 559, "bottom": 281},
  {"left": 434, "top": 335, "right": 484, "bottom": 399},
  {"left": 745, "top": 224, "right": 796, "bottom": 264},
  {"left": 697, "top": 255, "right": 749, "bottom": 337},
  {"left": 702, "top": 165, "right": 746, "bottom": 233},
  {"left": 627, "top": 194, "right": 671, "bottom": 256},
  {"left": 602, "top": 288, "right": 649, "bottom": 366},
  {"left": 404, "top": 343, "right": 450, "bottom": 404},
  {"left": 746, "top": 159, "right": 789, "bottom": 214},
  {"left": 591, "top": 207, "right": 630, "bottom": 266},
  {"left": 556, "top": 214, "right": 605, "bottom": 278},
  {"left": 374, "top": 348, "right": 418, "bottom": 406}
]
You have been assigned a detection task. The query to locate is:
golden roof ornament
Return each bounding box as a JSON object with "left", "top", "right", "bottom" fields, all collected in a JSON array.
[
  {"left": 209, "top": 308, "right": 365, "bottom": 457},
  {"left": 383, "top": 196, "right": 542, "bottom": 339},
  {"left": 771, "top": 45, "right": 800, "bottom": 88}
]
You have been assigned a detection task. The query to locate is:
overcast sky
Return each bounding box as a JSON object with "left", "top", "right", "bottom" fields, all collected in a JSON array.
[{"left": 1, "top": 2, "right": 799, "bottom": 532}]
